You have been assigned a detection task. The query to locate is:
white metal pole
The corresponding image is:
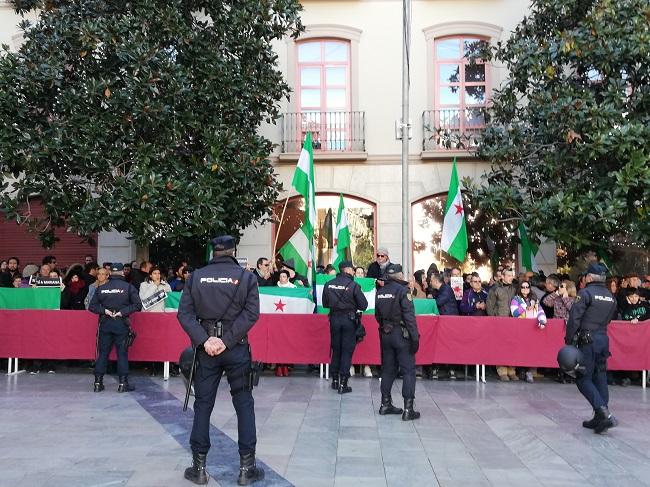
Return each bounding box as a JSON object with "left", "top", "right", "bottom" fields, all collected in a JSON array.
[{"left": 401, "top": 0, "right": 412, "bottom": 274}]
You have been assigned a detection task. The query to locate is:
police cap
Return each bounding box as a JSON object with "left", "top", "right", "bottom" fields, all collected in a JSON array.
[
  {"left": 386, "top": 263, "right": 403, "bottom": 278},
  {"left": 110, "top": 263, "right": 124, "bottom": 272},
  {"left": 586, "top": 263, "right": 607, "bottom": 276},
  {"left": 211, "top": 235, "right": 236, "bottom": 251},
  {"left": 338, "top": 260, "right": 354, "bottom": 272}
]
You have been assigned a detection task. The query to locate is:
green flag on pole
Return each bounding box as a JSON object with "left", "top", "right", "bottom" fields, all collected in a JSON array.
[
  {"left": 331, "top": 194, "right": 351, "bottom": 270},
  {"left": 518, "top": 222, "right": 539, "bottom": 272},
  {"left": 279, "top": 132, "right": 316, "bottom": 284},
  {"left": 441, "top": 158, "right": 468, "bottom": 262}
]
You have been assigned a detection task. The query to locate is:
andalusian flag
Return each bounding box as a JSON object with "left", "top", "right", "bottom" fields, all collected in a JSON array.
[
  {"left": 280, "top": 132, "right": 316, "bottom": 284},
  {"left": 518, "top": 223, "right": 539, "bottom": 272},
  {"left": 441, "top": 158, "right": 468, "bottom": 262},
  {"left": 331, "top": 194, "right": 351, "bottom": 270},
  {"left": 315, "top": 274, "right": 376, "bottom": 314}
]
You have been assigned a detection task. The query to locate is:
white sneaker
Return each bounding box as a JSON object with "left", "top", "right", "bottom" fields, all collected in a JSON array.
[
  {"left": 526, "top": 371, "right": 534, "bottom": 383},
  {"left": 363, "top": 366, "right": 373, "bottom": 378},
  {"left": 350, "top": 366, "right": 355, "bottom": 377}
]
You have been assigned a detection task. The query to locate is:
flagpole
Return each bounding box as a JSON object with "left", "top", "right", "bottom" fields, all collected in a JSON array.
[
  {"left": 271, "top": 194, "right": 291, "bottom": 266},
  {"left": 401, "top": 0, "right": 412, "bottom": 275}
]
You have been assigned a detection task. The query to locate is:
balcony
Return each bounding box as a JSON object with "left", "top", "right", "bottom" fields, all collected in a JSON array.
[
  {"left": 422, "top": 108, "right": 485, "bottom": 156},
  {"left": 279, "top": 111, "right": 366, "bottom": 161}
]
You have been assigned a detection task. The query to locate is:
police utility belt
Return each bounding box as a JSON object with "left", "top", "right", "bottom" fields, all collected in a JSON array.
[
  {"left": 379, "top": 320, "right": 410, "bottom": 339},
  {"left": 199, "top": 319, "right": 248, "bottom": 345}
]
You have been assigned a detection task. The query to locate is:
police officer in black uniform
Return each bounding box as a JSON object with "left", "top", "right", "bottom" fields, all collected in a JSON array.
[
  {"left": 177, "top": 236, "right": 263, "bottom": 486},
  {"left": 89, "top": 263, "right": 142, "bottom": 393},
  {"left": 375, "top": 264, "right": 420, "bottom": 420},
  {"left": 565, "top": 263, "right": 619, "bottom": 434},
  {"left": 322, "top": 260, "right": 368, "bottom": 394}
]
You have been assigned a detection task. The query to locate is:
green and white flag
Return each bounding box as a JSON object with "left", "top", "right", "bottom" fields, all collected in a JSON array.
[
  {"left": 331, "top": 194, "right": 350, "bottom": 270},
  {"left": 518, "top": 223, "right": 539, "bottom": 272},
  {"left": 280, "top": 132, "right": 316, "bottom": 284},
  {"left": 315, "top": 274, "right": 376, "bottom": 314},
  {"left": 259, "top": 287, "right": 315, "bottom": 314},
  {"left": 441, "top": 158, "right": 468, "bottom": 262},
  {"left": 165, "top": 289, "right": 314, "bottom": 314}
]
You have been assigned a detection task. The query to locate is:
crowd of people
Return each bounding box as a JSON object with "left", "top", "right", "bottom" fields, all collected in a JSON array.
[{"left": 2, "top": 249, "right": 648, "bottom": 383}]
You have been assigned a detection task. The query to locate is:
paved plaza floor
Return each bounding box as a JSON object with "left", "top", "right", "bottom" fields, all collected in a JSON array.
[{"left": 2, "top": 370, "right": 650, "bottom": 487}]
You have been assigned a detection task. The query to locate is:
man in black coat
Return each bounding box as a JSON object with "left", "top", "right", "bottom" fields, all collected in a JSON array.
[
  {"left": 322, "top": 260, "right": 368, "bottom": 394},
  {"left": 366, "top": 247, "right": 391, "bottom": 279},
  {"left": 88, "top": 263, "right": 142, "bottom": 393},
  {"left": 177, "top": 236, "right": 264, "bottom": 486}
]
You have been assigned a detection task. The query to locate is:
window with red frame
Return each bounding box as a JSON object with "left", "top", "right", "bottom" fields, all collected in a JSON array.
[
  {"left": 434, "top": 36, "right": 489, "bottom": 142},
  {"left": 297, "top": 39, "right": 351, "bottom": 150}
]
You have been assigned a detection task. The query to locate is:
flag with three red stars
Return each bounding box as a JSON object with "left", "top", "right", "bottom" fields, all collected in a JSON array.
[{"left": 440, "top": 158, "right": 468, "bottom": 262}]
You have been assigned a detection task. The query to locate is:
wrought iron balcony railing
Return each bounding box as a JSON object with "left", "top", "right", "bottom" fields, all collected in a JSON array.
[
  {"left": 280, "top": 111, "right": 365, "bottom": 153},
  {"left": 422, "top": 108, "right": 485, "bottom": 151}
]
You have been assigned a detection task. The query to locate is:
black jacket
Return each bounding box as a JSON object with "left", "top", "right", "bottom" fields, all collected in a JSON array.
[
  {"left": 367, "top": 261, "right": 389, "bottom": 280},
  {"left": 89, "top": 276, "right": 142, "bottom": 324},
  {"left": 565, "top": 282, "right": 618, "bottom": 343},
  {"left": 620, "top": 302, "right": 649, "bottom": 322},
  {"left": 434, "top": 283, "right": 459, "bottom": 315},
  {"left": 375, "top": 279, "right": 419, "bottom": 341},
  {"left": 254, "top": 270, "right": 273, "bottom": 287},
  {"left": 322, "top": 273, "right": 368, "bottom": 314},
  {"left": 177, "top": 256, "right": 260, "bottom": 349}
]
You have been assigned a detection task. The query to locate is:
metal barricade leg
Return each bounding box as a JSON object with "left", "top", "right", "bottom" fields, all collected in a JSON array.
[
  {"left": 643, "top": 370, "right": 647, "bottom": 390},
  {"left": 6, "top": 359, "right": 10, "bottom": 375},
  {"left": 481, "top": 365, "right": 486, "bottom": 383},
  {"left": 475, "top": 364, "right": 479, "bottom": 383},
  {"left": 163, "top": 361, "right": 170, "bottom": 381},
  {"left": 325, "top": 363, "right": 329, "bottom": 380},
  {"left": 319, "top": 363, "right": 324, "bottom": 379}
]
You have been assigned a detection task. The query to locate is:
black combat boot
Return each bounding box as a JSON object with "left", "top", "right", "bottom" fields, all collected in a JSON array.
[
  {"left": 93, "top": 375, "right": 104, "bottom": 393},
  {"left": 402, "top": 398, "right": 420, "bottom": 421},
  {"left": 184, "top": 452, "right": 209, "bottom": 485},
  {"left": 117, "top": 376, "right": 135, "bottom": 393},
  {"left": 338, "top": 376, "right": 352, "bottom": 394},
  {"left": 582, "top": 410, "right": 598, "bottom": 429},
  {"left": 237, "top": 452, "right": 264, "bottom": 485},
  {"left": 331, "top": 375, "right": 339, "bottom": 390},
  {"left": 379, "top": 395, "right": 403, "bottom": 415},
  {"left": 593, "top": 406, "right": 617, "bottom": 434}
]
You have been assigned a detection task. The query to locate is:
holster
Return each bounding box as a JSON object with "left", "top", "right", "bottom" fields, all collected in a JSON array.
[{"left": 572, "top": 329, "right": 593, "bottom": 347}]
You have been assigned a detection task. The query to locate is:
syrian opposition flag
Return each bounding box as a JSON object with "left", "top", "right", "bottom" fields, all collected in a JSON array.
[
  {"left": 164, "top": 289, "right": 314, "bottom": 314},
  {"left": 440, "top": 158, "right": 468, "bottom": 262},
  {"left": 279, "top": 132, "right": 317, "bottom": 284},
  {"left": 259, "top": 287, "right": 315, "bottom": 314},
  {"left": 518, "top": 223, "right": 539, "bottom": 272},
  {"left": 315, "top": 274, "right": 376, "bottom": 314},
  {"left": 331, "top": 194, "right": 351, "bottom": 270}
]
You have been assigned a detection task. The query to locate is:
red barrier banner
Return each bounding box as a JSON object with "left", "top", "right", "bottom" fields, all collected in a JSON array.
[{"left": 0, "top": 310, "right": 647, "bottom": 370}]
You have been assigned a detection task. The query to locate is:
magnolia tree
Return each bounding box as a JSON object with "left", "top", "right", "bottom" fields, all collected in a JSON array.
[
  {"left": 465, "top": 0, "right": 649, "bottom": 256},
  {"left": 0, "top": 0, "right": 303, "bottom": 247}
]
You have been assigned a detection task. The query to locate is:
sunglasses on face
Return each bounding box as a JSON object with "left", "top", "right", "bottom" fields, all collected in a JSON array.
[
  {"left": 521, "top": 285, "right": 530, "bottom": 289},
  {"left": 471, "top": 280, "right": 481, "bottom": 283},
  {"left": 376, "top": 254, "right": 386, "bottom": 258}
]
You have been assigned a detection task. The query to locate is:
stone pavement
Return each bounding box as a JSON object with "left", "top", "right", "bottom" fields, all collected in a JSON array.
[{"left": 2, "top": 371, "right": 650, "bottom": 487}]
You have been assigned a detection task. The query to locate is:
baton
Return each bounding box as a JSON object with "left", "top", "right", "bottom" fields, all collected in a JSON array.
[{"left": 183, "top": 346, "right": 198, "bottom": 412}]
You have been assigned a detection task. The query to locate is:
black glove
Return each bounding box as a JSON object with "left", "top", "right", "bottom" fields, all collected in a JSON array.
[{"left": 409, "top": 339, "right": 419, "bottom": 355}]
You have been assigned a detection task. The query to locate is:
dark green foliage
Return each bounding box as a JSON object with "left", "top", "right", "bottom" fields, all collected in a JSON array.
[
  {"left": 0, "top": 0, "right": 303, "bottom": 246},
  {"left": 465, "top": 0, "right": 649, "bottom": 253}
]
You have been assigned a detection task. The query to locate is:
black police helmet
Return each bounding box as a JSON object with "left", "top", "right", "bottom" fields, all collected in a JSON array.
[
  {"left": 557, "top": 345, "right": 585, "bottom": 378},
  {"left": 178, "top": 346, "right": 195, "bottom": 387}
]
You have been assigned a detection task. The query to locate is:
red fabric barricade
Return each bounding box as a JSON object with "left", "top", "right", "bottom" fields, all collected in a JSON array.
[{"left": 0, "top": 310, "right": 647, "bottom": 370}]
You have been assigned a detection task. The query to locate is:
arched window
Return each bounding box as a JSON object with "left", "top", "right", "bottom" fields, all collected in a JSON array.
[
  {"left": 273, "top": 193, "right": 376, "bottom": 270},
  {"left": 412, "top": 194, "right": 517, "bottom": 280}
]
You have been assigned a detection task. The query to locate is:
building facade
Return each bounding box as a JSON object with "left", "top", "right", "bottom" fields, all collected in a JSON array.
[{"left": 0, "top": 0, "right": 558, "bottom": 275}]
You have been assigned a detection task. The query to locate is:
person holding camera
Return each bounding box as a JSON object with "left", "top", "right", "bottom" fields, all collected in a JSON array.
[
  {"left": 375, "top": 264, "right": 421, "bottom": 421},
  {"left": 322, "top": 260, "right": 368, "bottom": 394},
  {"left": 177, "top": 235, "right": 263, "bottom": 486},
  {"left": 88, "top": 263, "right": 142, "bottom": 393},
  {"left": 510, "top": 281, "right": 547, "bottom": 383}
]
